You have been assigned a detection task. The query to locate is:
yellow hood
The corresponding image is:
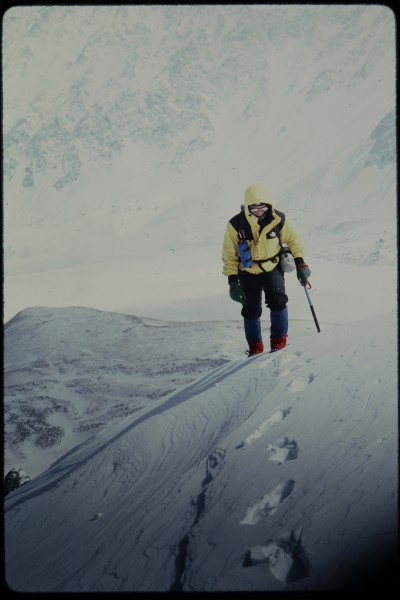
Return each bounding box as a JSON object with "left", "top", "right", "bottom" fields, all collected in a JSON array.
[{"left": 244, "top": 183, "right": 274, "bottom": 209}]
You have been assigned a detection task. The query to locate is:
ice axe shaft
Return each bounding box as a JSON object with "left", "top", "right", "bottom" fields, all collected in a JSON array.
[{"left": 303, "top": 284, "right": 321, "bottom": 333}]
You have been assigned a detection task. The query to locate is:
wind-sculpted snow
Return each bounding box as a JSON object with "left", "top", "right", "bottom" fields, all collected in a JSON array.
[
  {"left": 4, "top": 306, "right": 245, "bottom": 478},
  {"left": 4, "top": 313, "right": 397, "bottom": 592}
]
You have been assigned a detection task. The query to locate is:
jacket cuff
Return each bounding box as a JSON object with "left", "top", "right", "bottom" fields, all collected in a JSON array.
[
  {"left": 228, "top": 274, "right": 239, "bottom": 284},
  {"left": 294, "top": 257, "right": 305, "bottom": 266}
]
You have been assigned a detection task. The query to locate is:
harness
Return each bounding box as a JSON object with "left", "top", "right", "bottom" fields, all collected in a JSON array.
[{"left": 230, "top": 209, "right": 286, "bottom": 272}]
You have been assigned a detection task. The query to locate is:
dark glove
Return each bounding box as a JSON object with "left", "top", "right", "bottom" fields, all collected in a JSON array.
[
  {"left": 229, "top": 281, "right": 246, "bottom": 304},
  {"left": 295, "top": 258, "right": 311, "bottom": 286}
]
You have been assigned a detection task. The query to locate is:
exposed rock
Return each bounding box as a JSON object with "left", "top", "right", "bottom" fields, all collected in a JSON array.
[{"left": 4, "top": 468, "right": 31, "bottom": 496}]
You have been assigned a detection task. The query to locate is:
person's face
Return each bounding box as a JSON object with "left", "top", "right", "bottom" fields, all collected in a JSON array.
[{"left": 249, "top": 203, "right": 268, "bottom": 218}]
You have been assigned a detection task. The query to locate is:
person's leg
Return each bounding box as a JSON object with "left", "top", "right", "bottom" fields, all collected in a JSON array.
[
  {"left": 238, "top": 274, "right": 264, "bottom": 353},
  {"left": 270, "top": 309, "right": 288, "bottom": 351},
  {"left": 262, "top": 267, "right": 289, "bottom": 351},
  {"left": 244, "top": 316, "right": 262, "bottom": 344}
]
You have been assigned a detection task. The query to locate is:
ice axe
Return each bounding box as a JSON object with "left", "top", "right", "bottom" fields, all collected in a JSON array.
[{"left": 303, "top": 282, "right": 321, "bottom": 333}]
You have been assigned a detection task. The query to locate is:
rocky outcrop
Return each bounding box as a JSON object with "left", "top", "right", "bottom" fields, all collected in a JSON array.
[{"left": 4, "top": 468, "right": 31, "bottom": 496}]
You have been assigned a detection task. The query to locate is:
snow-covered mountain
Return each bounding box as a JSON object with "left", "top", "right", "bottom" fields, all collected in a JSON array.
[
  {"left": 3, "top": 306, "right": 246, "bottom": 478},
  {"left": 4, "top": 311, "right": 397, "bottom": 592},
  {"left": 4, "top": 304, "right": 318, "bottom": 479},
  {"left": 3, "top": 4, "right": 396, "bottom": 322},
  {"left": 3, "top": 4, "right": 397, "bottom": 594}
]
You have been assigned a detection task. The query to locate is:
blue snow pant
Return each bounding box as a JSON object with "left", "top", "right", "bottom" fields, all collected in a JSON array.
[{"left": 238, "top": 266, "right": 288, "bottom": 343}]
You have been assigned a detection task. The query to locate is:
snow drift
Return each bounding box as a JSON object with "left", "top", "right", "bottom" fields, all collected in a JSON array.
[{"left": 4, "top": 311, "right": 397, "bottom": 592}]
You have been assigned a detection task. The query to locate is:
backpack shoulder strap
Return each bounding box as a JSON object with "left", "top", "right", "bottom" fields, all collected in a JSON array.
[
  {"left": 273, "top": 209, "right": 285, "bottom": 235},
  {"left": 272, "top": 209, "right": 286, "bottom": 251},
  {"left": 229, "top": 211, "right": 253, "bottom": 241}
]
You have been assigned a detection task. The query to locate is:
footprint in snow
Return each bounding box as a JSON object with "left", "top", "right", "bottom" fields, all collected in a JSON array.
[
  {"left": 236, "top": 407, "right": 292, "bottom": 449},
  {"left": 240, "top": 480, "right": 295, "bottom": 525},
  {"left": 194, "top": 449, "right": 227, "bottom": 525},
  {"left": 242, "top": 527, "right": 310, "bottom": 583},
  {"left": 201, "top": 448, "right": 226, "bottom": 486},
  {"left": 287, "top": 373, "right": 315, "bottom": 393},
  {"left": 266, "top": 437, "right": 299, "bottom": 464}
]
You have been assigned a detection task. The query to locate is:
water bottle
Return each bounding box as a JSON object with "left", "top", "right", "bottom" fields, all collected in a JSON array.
[
  {"left": 238, "top": 239, "right": 253, "bottom": 268},
  {"left": 280, "top": 248, "right": 295, "bottom": 272}
]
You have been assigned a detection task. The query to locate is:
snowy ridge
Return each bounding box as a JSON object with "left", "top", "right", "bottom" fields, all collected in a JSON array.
[
  {"left": 5, "top": 312, "right": 397, "bottom": 592},
  {"left": 3, "top": 5, "right": 397, "bottom": 593},
  {"left": 4, "top": 306, "right": 247, "bottom": 478}
]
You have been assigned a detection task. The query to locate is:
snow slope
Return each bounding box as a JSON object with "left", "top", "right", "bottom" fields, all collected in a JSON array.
[
  {"left": 4, "top": 312, "right": 397, "bottom": 592},
  {"left": 3, "top": 4, "right": 396, "bottom": 323},
  {"left": 3, "top": 5, "right": 398, "bottom": 594},
  {"left": 4, "top": 306, "right": 246, "bottom": 478}
]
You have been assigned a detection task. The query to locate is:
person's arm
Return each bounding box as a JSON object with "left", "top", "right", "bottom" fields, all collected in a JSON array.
[
  {"left": 223, "top": 223, "right": 246, "bottom": 303},
  {"left": 222, "top": 222, "right": 240, "bottom": 277},
  {"left": 280, "top": 218, "right": 304, "bottom": 259},
  {"left": 281, "top": 219, "right": 311, "bottom": 285}
]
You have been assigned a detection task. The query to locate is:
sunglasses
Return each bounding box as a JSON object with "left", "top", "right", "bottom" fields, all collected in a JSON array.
[{"left": 249, "top": 204, "right": 268, "bottom": 214}]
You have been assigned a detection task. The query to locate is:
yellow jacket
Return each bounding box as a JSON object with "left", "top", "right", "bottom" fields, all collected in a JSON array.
[{"left": 222, "top": 183, "right": 305, "bottom": 277}]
